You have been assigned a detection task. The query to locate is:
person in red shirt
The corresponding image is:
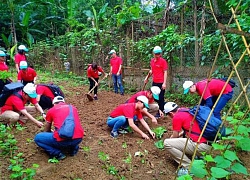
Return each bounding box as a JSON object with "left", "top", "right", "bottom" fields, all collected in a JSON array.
[
  {"left": 126, "top": 86, "right": 161, "bottom": 124},
  {"left": 0, "top": 83, "right": 44, "bottom": 127},
  {"left": 144, "top": 46, "right": 168, "bottom": 118},
  {"left": 108, "top": 50, "right": 124, "bottom": 95},
  {"left": 15, "top": 45, "right": 28, "bottom": 73},
  {"left": 17, "top": 61, "right": 37, "bottom": 86},
  {"left": 183, "top": 79, "right": 233, "bottom": 120},
  {"left": 34, "top": 96, "right": 84, "bottom": 160},
  {"left": 107, "top": 95, "right": 155, "bottom": 139},
  {"left": 87, "top": 63, "right": 106, "bottom": 100},
  {"left": 36, "top": 84, "right": 57, "bottom": 109},
  {"left": 0, "top": 50, "right": 11, "bottom": 93},
  {"left": 163, "top": 102, "right": 211, "bottom": 177}
]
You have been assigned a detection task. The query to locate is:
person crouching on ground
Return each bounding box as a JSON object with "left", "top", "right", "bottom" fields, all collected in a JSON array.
[
  {"left": 163, "top": 102, "right": 211, "bottom": 177},
  {"left": 0, "top": 83, "right": 44, "bottom": 127},
  {"left": 34, "top": 96, "right": 84, "bottom": 160},
  {"left": 183, "top": 79, "right": 233, "bottom": 120},
  {"left": 107, "top": 95, "right": 155, "bottom": 139},
  {"left": 126, "top": 86, "right": 161, "bottom": 124},
  {"left": 87, "top": 62, "right": 107, "bottom": 100}
]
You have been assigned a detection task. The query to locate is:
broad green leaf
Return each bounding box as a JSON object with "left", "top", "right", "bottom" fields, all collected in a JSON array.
[
  {"left": 237, "top": 125, "right": 249, "bottom": 136},
  {"left": 177, "top": 174, "right": 193, "bottom": 180},
  {"left": 214, "top": 156, "right": 231, "bottom": 168},
  {"left": 211, "top": 167, "right": 230, "bottom": 178},
  {"left": 190, "top": 160, "right": 208, "bottom": 178},
  {"left": 154, "top": 140, "right": 164, "bottom": 149},
  {"left": 204, "top": 155, "right": 214, "bottom": 162},
  {"left": 231, "top": 162, "right": 248, "bottom": 175},
  {"left": 224, "top": 150, "right": 239, "bottom": 162},
  {"left": 237, "top": 138, "right": 250, "bottom": 151},
  {"left": 212, "top": 143, "right": 226, "bottom": 150}
]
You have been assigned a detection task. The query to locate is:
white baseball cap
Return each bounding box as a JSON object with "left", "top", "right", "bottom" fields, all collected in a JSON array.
[
  {"left": 0, "top": 50, "right": 6, "bottom": 57},
  {"left": 23, "top": 83, "right": 37, "bottom": 98},
  {"left": 108, "top": 50, "right": 116, "bottom": 54},
  {"left": 150, "top": 86, "right": 161, "bottom": 100},
  {"left": 18, "top": 45, "right": 28, "bottom": 52},
  {"left": 183, "top": 81, "right": 194, "bottom": 94},
  {"left": 52, "top": 96, "right": 65, "bottom": 104},
  {"left": 153, "top": 46, "right": 162, "bottom": 54},
  {"left": 136, "top": 95, "right": 149, "bottom": 108},
  {"left": 164, "top": 102, "right": 178, "bottom": 114},
  {"left": 20, "top": 61, "right": 28, "bottom": 69}
]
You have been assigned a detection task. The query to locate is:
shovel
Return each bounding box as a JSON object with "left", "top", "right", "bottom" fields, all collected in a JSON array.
[
  {"left": 142, "top": 71, "right": 151, "bottom": 90},
  {"left": 85, "top": 75, "right": 108, "bottom": 101}
]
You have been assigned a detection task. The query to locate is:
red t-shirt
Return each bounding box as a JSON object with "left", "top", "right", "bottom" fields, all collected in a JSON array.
[
  {"left": 1, "top": 91, "right": 37, "bottom": 113},
  {"left": 172, "top": 109, "right": 207, "bottom": 143},
  {"left": 196, "top": 79, "right": 233, "bottom": 100},
  {"left": 127, "top": 91, "right": 154, "bottom": 104},
  {"left": 14, "top": 53, "right": 26, "bottom": 66},
  {"left": 87, "top": 65, "right": 104, "bottom": 78},
  {"left": 0, "top": 62, "right": 8, "bottom": 71},
  {"left": 110, "top": 56, "right": 123, "bottom": 74},
  {"left": 36, "top": 85, "right": 55, "bottom": 100},
  {"left": 46, "top": 102, "right": 84, "bottom": 141},
  {"left": 150, "top": 57, "right": 168, "bottom": 83},
  {"left": 110, "top": 103, "right": 143, "bottom": 120},
  {"left": 17, "top": 67, "right": 37, "bottom": 81}
]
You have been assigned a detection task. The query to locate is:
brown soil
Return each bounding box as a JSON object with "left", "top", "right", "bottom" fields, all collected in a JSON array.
[{"left": 1, "top": 83, "right": 249, "bottom": 180}]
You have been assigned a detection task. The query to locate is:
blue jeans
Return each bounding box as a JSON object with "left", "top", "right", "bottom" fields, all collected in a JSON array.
[
  {"left": 112, "top": 74, "right": 124, "bottom": 94},
  {"left": 34, "top": 132, "right": 82, "bottom": 157},
  {"left": 107, "top": 116, "right": 137, "bottom": 132},
  {"left": 213, "top": 91, "right": 233, "bottom": 120}
]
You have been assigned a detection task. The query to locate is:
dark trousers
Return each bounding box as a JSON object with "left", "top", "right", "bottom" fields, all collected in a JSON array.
[
  {"left": 39, "top": 95, "right": 53, "bottom": 110},
  {"left": 152, "top": 82, "right": 165, "bottom": 112},
  {"left": 88, "top": 77, "right": 99, "bottom": 95}
]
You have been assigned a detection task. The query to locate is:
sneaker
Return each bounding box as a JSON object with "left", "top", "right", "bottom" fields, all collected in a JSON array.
[
  {"left": 70, "top": 146, "right": 79, "bottom": 156},
  {"left": 94, "top": 96, "right": 98, "bottom": 100},
  {"left": 110, "top": 131, "right": 119, "bottom": 138},
  {"left": 56, "top": 153, "right": 66, "bottom": 160},
  {"left": 177, "top": 167, "right": 189, "bottom": 177},
  {"left": 118, "top": 129, "right": 128, "bottom": 134}
]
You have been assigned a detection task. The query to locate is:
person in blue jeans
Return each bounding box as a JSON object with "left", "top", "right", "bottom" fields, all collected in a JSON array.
[
  {"left": 108, "top": 49, "right": 124, "bottom": 95},
  {"left": 34, "top": 96, "right": 84, "bottom": 160},
  {"left": 107, "top": 95, "right": 155, "bottom": 139}
]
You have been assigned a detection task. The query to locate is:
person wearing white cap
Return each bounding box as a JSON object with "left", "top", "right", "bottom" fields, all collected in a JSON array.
[
  {"left": 183, "top": 79, "right": 233, "bottom": 120},
  {"left": 163, "top": 102, "right": 211, "bottom": 177},
  {"left": 144, "top": 46, "right": 168, "bottom": 118},
  {"left": 107, "top": 95, "right": 155, "bottom": 139},
  {"left": 17, "top": 61, "right": 37, "bottom": 86},
  {"left": 34, "top": 96, "right": 84, "bottom": 160},
  {"left": 126, "top": 86, "right": 161, "bottom": 124},
  {"left": 108, "top": 49, "right": 124, "bottom": 95},
  {"left": 0, "top": 83, "right": 44, "bottom": 127},
  {"left": 15, "top": 45, "right": 28, "bottom": 72},
  {"left": 0, "top": 50, "right": 8, "bottom": 72}
]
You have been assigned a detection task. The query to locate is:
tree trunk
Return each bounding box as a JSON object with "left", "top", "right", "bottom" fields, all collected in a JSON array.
[{"left": 193, "top": 0, "right": 199, "bottom": 67}]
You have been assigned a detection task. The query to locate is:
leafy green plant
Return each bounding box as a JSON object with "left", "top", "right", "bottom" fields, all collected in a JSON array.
[
  {"left": 48, "top": 158, "right": 59, "bottom": 164},
  {"left": 82, "top": 146, "right": 90, "bottom": 152},
  {"left": 189, "top": 107, "right": 249, "bottom": 179},
  {"left": 122, "top": 142, "right": 127, "bottom": 149},
  {"left": 154, "top": 140, "right": 164, "bottom": 150},
  {"left": 152, "top": 127, "right": 167, "bottom": 139},
  {"left": 8, "top": 153, "right": 39, "bottom": 179}
]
